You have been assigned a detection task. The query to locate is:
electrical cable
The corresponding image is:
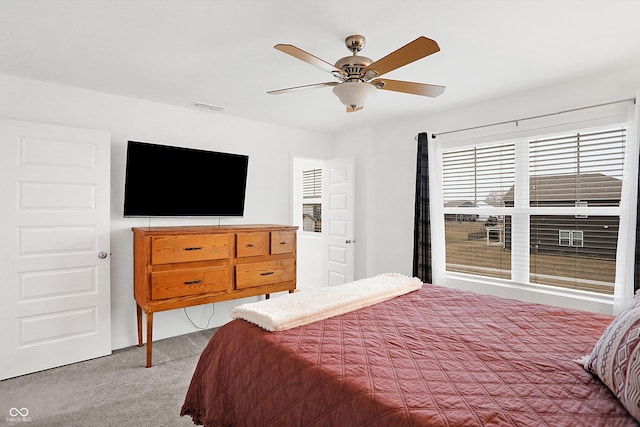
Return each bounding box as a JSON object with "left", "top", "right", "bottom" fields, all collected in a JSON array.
[{"left": 183, "top": 304, "right": 216, "bottom": 329}]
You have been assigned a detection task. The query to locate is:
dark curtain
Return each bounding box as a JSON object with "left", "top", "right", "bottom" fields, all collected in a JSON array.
[
  {"left": 635, "top": 147, "right": 640, "bottom": 292},
  {"left": 413, "top": 132, "right": 432, "bottom": 283}
]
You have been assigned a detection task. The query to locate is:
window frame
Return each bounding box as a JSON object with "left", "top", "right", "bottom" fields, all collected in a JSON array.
[
  {"left": 430, "top": 114, "right": 636, "bottom": 313},
  {"left": 558, "top": 229, "right": 584, "bottom": 247},
  {"left": 301, "top": 168, "right": 323, "bottom": 234},
  {"left": 559, "top": 230, "right": 571, "bottom": 246},
  {"left": 571, "top": 230, "right": 584, "bottom": 247}
]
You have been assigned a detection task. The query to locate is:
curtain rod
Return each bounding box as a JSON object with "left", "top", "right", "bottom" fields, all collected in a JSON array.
[{"left": 424, "top": 97, "right": 636, "bottom": 140}]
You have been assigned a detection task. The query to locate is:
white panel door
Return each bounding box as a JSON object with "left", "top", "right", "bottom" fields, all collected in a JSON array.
[
  {"left": 0, "top": 119, "right": 111, "bottom": 380},
  {"left": 325, "top": 157, "right": 355, "bottom": 285}
]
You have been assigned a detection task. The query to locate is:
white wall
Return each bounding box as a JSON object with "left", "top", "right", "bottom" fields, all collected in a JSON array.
[
  {"left": 0, "top": 74, "right": 333, "bottom": 349},
  {"left": 4, "top": 59, "right": 640, "bottom": 349},
  {"left": 336, "top": 60, "right": 640, "bottom": 312}
]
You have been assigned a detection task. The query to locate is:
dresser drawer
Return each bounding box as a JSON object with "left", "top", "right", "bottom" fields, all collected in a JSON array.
[
  {"left": 270, "top": 231, "right": 295, "bottom": 254},
  {"left": 151, "top": 234, "right": 231, "bottom": 265},
  {"left": 236, "top": 232, "right": 268, "bottom": 257},
  {"left": 236, "top": 258, "right": 295, "bottom": 289},
  {"left": 151, "top": 266, "right": 232, "bottom": 300}
]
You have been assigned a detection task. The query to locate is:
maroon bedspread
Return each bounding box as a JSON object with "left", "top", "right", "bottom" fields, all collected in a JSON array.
[{"left": 181, "top": 284, "right": 637, "bottom": 426}]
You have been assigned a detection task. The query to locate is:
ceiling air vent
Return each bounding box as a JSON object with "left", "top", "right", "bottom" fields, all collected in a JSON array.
[{"left": 192, "top": 102, "right": 225, "bottom": 112}]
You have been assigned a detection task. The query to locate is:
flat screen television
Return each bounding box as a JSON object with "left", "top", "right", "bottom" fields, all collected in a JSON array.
[{"left": 123, "top": 141, "right": 249, "bottom": 217}]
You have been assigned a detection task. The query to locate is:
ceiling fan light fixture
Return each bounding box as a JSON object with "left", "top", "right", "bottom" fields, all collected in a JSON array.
[
  {"left": 332, "top": 82, "right": 376, "bottom": 111},
  {"left": 270, "top": 35, "right": 444, "bottom": 111}
]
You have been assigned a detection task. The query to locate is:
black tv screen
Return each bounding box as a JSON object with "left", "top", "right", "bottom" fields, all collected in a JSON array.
[{"left": 123, "top": 141, "right": 248, "bottom": 217}]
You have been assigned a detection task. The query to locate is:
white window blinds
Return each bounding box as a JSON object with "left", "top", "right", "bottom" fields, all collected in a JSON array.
[
  {"left": 529, "top": 129, "right": 625, "bottom": 207},
  {"left": 441, "top": 126, "right": 626, "bottom": 295},
  {"left": 528, "top": 128, "right": 625, "bottom": 294},
  {"left": 442, "top": 144, "right": 515, "bottom": 280},
  {"left": 442, "top": 143, "right": 515, "bottom": 207},
  {"left": 302, "top": 168, "right": 322, "bottom": 233},
  {"left": 303, "top": 168, "right": 322, "bottom": 199}
]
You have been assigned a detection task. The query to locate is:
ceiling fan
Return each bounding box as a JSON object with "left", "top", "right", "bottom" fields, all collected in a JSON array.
[{"left": 268, "top": 35, "right": 445, "bottom": 112}]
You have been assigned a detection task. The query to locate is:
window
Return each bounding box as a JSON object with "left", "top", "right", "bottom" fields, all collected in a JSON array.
[
  {"left": 442, "top": 143, "right": 515, "bottom": 208},
  {"left": 558, "top": 230, "right": 584, "bottom": 247},
  {"left": 442, "top": 143, "right": 514, "bottom": 281},
  {"left": 442, "top": 127, "right": 626, "bottom": 295},
  {"left": 571, "top": 230, "right": 584, "bottom": 247},
  {"left": 302, "top": 203, "right": 321, "bottom": 232},
  {"left": 444, "top": 215, "right": 512, "bottom": 280},
  {"left": 303, "top": 168, "right": 322, "bottom": 199},
  {"left": 529, "top": 130, "right": 624, "bottom": 208},
  {"left": 302, "top": 168, "right": 322, "bottom": 232},
  {"left": 575, "top": 201, "right": 588, "bottom": 218}
]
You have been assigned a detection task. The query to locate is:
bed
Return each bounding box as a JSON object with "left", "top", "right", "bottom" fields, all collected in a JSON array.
[{"left": 181, "top": 276, "right": 639, "bottom": 426}]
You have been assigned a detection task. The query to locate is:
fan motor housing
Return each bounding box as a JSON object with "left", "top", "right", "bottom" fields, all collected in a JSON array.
[{"left": 335, "top": 55, "right": 372, "bottom": 81}]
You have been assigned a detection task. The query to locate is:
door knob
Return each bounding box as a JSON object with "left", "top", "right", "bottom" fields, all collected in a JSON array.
[
  {"left": 345, "top": 239, "right": 356, "bottom": 244},
  {"left": 98, "top": 251, "right": 108, "bottom": 259}
]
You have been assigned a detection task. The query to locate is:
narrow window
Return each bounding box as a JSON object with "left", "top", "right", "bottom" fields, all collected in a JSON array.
[
  {"left": 575, "top": 201, "right": 588, "bottom": 218},
  {"left": 529, "top": 128, "right": 624, "bottom": 294},
  {"left": 571, "top": 230, "right": 584, "bottom": 247},
  {"left": 302, "top": 168, "right": 322, "bottom": 233},
  {"left": 442, "top": 143, "right": 515, "bottom": 280}
]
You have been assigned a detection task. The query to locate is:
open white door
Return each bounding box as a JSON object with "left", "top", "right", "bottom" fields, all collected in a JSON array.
[
  {"left": 0, "top": 119, "right": 111, "bottom": 380},
  {"left": 325, "top": 157, "right": 355, "bottom": 285}
]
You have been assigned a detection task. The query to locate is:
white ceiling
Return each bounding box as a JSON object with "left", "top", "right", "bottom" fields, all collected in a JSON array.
[{"left": 2, "top": 0, "right": 640, "bottom": 134}]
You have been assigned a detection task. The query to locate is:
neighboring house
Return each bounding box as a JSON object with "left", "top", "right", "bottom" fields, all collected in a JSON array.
[
  {"left": 444, "top": 200, "right": 478, "bottom": 222},
  {"left": 502, "top": 173, "right": 622, "bottom": 258},
  {"left": 302, "top": 203, "right": 322, "bottom": 233},
  {"left": 303, "top": 213, "right": 321, "bottom": 233}
]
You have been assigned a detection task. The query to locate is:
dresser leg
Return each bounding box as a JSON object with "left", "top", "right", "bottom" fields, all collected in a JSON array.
[
  {"left": 146, "top": 312, "right": 153, "bottom": 368},
  {"left": 136, "top": 304, "right": 143, "bottom": 347}
]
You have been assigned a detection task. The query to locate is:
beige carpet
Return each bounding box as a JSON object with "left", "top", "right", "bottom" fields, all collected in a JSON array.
[{"left": 0, "top": 329, "right": 216, "bottom": 427}]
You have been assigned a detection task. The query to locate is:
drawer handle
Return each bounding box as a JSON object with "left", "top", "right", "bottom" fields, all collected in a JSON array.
[
  {"left": 246, "top": 243, "right": 255, "bottom": 247},
  {"left": 184, "top": 280, "right": 202, "bottom": 285},
  {"left": 260, "top": 271, "right": 274, "bottom": 276},
  {"left": 183, "top": 247, "right": 202, "bottom": 251},
  {"left": 280, "top": 241, "right": 287, "bottom": 245}
]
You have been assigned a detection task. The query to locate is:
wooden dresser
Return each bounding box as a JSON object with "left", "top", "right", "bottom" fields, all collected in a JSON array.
[{"left": 132, "top": 224, "right": 297, "bottom": 367}]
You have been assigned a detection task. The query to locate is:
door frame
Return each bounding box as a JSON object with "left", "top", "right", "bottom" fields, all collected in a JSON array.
[{"left": 292, "top": 156, "right": 355, "bottom": 288}]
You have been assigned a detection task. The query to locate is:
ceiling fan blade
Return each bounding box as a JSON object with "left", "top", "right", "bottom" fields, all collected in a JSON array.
[
  {"left": 363, "top": 36, "right": 440, "bottom": 79},
  {"left": 274, "top": 44, "right": 346, "bottom": 78},
  {"left": 371, "top": 78, "right": 445, "bottom": 97},
  {"left": 267, "top": 82, "right": 339, "bottom": 95},
  {"left": 346, "top": 105, "right": 364, "bottom": 113}
]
